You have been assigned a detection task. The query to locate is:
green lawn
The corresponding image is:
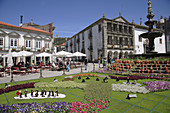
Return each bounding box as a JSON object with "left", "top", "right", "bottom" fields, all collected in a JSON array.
[{"left": 0, "top": 73, "right": 170, "bottom": 113}]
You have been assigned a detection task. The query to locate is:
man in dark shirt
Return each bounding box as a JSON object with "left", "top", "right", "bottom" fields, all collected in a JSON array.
[{"left": 84, "top": 57, "right": 88, "bottom": 70}]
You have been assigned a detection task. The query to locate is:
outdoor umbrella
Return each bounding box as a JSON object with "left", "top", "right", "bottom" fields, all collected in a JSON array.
[
  {"left": 17, "top": 51, "right": 33, "bottom": 57},
  {"left": 7, "top": 49, "right": 14, "bottom": 67},
  {"left": 2, "top": 52, "right": 21, "bottom": 57},
  {"left": 36, "top": 52, "right": 52, "bottom": 64},
  {"left": 53, "top": 51, "right": 72, "bottom": 57},
  {"left": 7, "top": 49, "right": 14, "bottom": 82},
  {"left": 72, "top": 52, "right": 86, "bottom": 57},
  {"left": 36, "top": 52, "right": 52, "bottom": 57}
]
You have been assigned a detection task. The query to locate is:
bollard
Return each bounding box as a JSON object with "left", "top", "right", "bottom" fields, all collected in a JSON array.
[
  {"left": 39, "top": 68, "right": 43, "bottom": 78},
  {"left": 10, "top": 71, "right": 14, "bottom": 82}
]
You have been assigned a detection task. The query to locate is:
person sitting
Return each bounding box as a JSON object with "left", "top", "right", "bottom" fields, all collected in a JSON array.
[
  {"left": 96, "top": 77, "right": 100, "bottom": 81},
  {"left": 48, "top": 89, "right": 51, "bottom": 97},
  {"left": 40, "top": 89, "right": 45, "bottom": 97},
  {"left": 51, "top": 89, "right": 54, "bottom": 96},
  {"left": 132, "top": 80, "right": 136, "bottom": 85},
  {"left": 56, "top": 88, "right": 58, "bottom": 96},
  {"left": 19, "top": 91, "right": 22, "bottom": 98},
  {"left": 127, "top": 76, "right": 130, "bottom": 84},
  {"left": 24, "top": 89, "right": 27, "bottom": 97},
  {"left": 126, "top": 94, "right": 131, "bottom": 100},
  {"left": 31, "top": 89, "right": 34, "bottom": 97},
  {"left": 44, "top": 89, "right": 47, "bottom": 95},
  {"left": 82, "top": 78, "right": 85, "bottom": 82},
  {"left": 39, "top": 62, "right": 44, "bottom": 67},
  {"left": 16, "top": 90, "right": 20, "bottom": 97},
  {"left": 86, "top": 76, "right": 90, "bottom": 80},
  {"left": 78, "top": 76, "right": 81, "bottom": 80},
  {"left": 25, "top": 62, "right": 30, "bottom": 68},
  {"left": 103, "top": 77, "right": 108, "bottom": 83},
  {"left": 116, "top": 76, "right": 119, "bottom": 82},
  {"left": 0, "top": 63, "right": 3, "bottom": 69}
]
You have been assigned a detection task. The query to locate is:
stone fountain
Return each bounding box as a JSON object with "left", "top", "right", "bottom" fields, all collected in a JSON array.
[{"left": 140, "top": 0, "right": 162, "bottom": 54}]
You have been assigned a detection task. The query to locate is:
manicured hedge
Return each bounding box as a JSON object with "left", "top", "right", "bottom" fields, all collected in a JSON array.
[
  {"left": 109, "top": 75, "right": 163, "bottom": 80},
  {"left": 0, "top": 82, "right": 36, "bottom": 95}
]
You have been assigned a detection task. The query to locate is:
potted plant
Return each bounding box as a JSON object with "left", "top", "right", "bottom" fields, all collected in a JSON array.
[
  {"left": 37, "top": 49, "right": 41, "bottom": 52},
  {"left": 12, "top": 48, "right": 16, "bottom": 51}
]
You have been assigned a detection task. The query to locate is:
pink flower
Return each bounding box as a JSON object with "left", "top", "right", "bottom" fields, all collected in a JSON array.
[{"left": 94, "top": 99, "right": 96, "bottom": 103}]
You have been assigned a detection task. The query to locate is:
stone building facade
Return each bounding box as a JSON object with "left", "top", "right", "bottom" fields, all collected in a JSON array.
[{"left": 65, "top": 15, "right": 166, "bottom": 62}]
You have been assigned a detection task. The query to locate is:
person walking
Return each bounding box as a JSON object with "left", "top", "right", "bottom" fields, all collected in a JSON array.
[{"left": 84, "top": 57, "right": 88, "bottom": 70}]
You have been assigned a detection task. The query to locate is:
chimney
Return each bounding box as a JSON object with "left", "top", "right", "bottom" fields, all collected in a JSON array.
[
  {"left": 140, "top": 17, "right": 142, "bottom": 25},
  {"left": 20, "top": 16, "right": 23, "bottom": 27},
  {"left": 31, "top": 19, "right": 33, "bottom": 25}
]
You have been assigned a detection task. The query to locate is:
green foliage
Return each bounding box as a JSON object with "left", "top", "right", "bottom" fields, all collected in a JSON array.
[
  {"left": 84, "top": 82, "right": 112, "bottom": 101},
  {"left": 34, "top": 81, "right": 86, "bottom": 89}
]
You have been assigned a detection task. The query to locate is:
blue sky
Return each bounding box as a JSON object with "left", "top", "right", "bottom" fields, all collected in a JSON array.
[{"left": 0, "top": 0, "right": 170, "bottom": 37}]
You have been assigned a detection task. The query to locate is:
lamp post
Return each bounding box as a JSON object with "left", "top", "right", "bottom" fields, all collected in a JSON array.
[
  {"left": 39, "top": 68, "right": 43, "bottom": 78},
  {"left": 93, "top": 59, "right": 95, "bottom": 71},
  {"left": 62, "top": 57, "right": 66, "bottom": 75}
]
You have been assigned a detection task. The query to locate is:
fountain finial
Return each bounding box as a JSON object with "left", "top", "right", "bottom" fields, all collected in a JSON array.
[{"left": 147, "top": 0, "right": 154, "bottom": 21}]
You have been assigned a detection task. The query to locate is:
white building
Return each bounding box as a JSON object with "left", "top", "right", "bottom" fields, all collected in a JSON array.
[
  {"left": 134, "top": 24, "right": 165, "bottom": 54},
  {"left": 65, "top": 15, "right": 165, "bottom": 62},
  {"left": 0, "top": 21, "right": 53, "bottom": 66}
]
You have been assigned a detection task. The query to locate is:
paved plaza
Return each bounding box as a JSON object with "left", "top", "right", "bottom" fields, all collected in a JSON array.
[{"left": 0, "top": 63, "right": 99, "bottom": 84}]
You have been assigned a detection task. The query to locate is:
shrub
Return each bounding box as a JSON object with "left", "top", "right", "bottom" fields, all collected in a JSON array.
[
  {"left": 0, "top": 82, "right": 36, "bottom": 95},
  {"left": 72, "top": 74, "right": 98, "bottom": 78},
  {"left": 34, "top": 81, "right": 87, "bottom": 89}
]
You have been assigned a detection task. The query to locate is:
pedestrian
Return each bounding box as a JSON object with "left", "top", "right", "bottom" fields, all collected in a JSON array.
[
  {"left": 67, "top": 60, "right": 70, "bottom": 72},
  {"left": 84, "top": 57, "right": 88, "bottom": 70}
]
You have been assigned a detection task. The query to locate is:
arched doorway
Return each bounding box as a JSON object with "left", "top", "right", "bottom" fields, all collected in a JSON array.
[{"left": 124, "top": 51, "right": 128, "bottom": 58}]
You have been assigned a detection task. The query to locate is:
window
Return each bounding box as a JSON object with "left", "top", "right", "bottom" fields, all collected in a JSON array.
[
  {"left": 82, "top": 32, "right": 84, "bottom": 40},
  {"left": 139, "top": 36, "right": 142, "bottom": 42},
  {"left": 129, "top": 38, "right": 133, "bottom": 46},
  {"left": 124, "top": 38, "right": 128, "bottom": 46},
  {"left": 119, "top": 25, "right": 122, "bottom": 33},
  {"left": 160, "top": 39, "right": 162, "bottom": 44},
  {"left": 119, "top": 37, "right": 123, "bottom": 45},
  {"left": 129, "top": 27, "right": 132, "bottom": 34},
  {"left": 10, "top": 38, "right": 17, "bottom": 47},
  {"left": 124, "top": 26, "right": 127, "bottom": 33},
  {"left": 36, "top": 41, "right": 41, "bottom": 48},
  {"left": 107, "top": 36, "right": 112, "bottom": 44},
  {"left": 98, "top": 24, "right": 101, "bottom": 32},
  {"left": 26, "top": 40, "right": 31, "bottom": 47},
  {"left": 107, "top": 23, "right": 112, "bottom": 31},
  {"left": 45, "top": 42, "right": 49, "bottom": 48},
  {"left": 0, "top": 38, "right": 3, "bottom": 46},
  {"left": 113, "top": 24, "right": 117, "bottom": 31},
  {"left": 114, "top": 37, "right": 119, "bottom": 45}
]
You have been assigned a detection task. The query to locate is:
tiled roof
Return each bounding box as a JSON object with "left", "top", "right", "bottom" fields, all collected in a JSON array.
[{"left": 0, "top": 21, "right": 52, "bottom": 34}]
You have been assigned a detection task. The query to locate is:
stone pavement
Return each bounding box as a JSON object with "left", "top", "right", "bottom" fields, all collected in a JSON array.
[{"left": 0, "top": 63, "right": 99, "bottom": 84}]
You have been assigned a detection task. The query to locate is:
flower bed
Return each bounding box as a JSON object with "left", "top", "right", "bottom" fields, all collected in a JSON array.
[
  {"left": 35, "top": 81, "right": 87, "bottom": 89},
  {"left": 143, "top": 81, "right": 170, "bottom": 92},
  {"left": 70, "top": 99, "right": 109, "bottom": 113},
  {"left": 109, "top": 75, "right": 163, "bottom": 80},
  {"left": 111, "top": 84, "right": 150, "bottom": 94},
  {"left": 84, "top": 83, "right": 112, "bottom": 100},
  {"left": 0, "top": 82, "right": 36, "bottom": 95},
  {"left": 0, "top": 102, "right": 71, "bottom": 113},
  {"left": 72, "top": 74, "right": 98, "bottom": 78}
]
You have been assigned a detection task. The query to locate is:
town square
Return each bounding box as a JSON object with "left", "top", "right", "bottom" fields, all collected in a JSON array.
[{"left": 0, "top": 0, "right": 170, "bottom": 112}]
